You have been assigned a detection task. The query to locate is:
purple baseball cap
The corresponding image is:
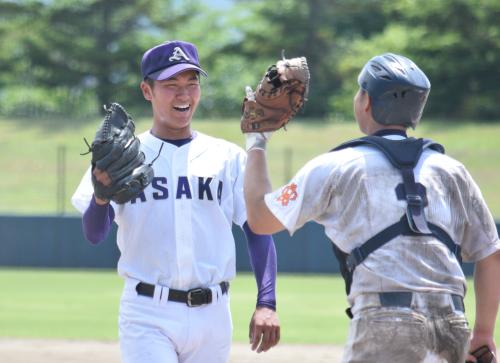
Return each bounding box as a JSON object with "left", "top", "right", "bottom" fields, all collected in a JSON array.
[{"left": 141, "top": 40, "right": 208, "bottom": 80}]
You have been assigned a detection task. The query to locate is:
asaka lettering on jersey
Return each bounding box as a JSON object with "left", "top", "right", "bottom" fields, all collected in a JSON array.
[{"left": 130, "top": 176, "right": 223, "bottom": 204}]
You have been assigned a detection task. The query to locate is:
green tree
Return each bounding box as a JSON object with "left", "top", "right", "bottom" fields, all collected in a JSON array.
[
  {"left": 388, "top": 0, "right": 500, "bottom": 119},
  {"left": 230, "top": 0, "right": 391, "bottom": 119},
  {"left": 0, "top": 1, "right": 65, "bottom": 117},
  {"left": 158, "top": 1, "right": 273, "bottom": 118},
  {"left": 331, "top": 25, "right": 410, "bottom": 120},
  {"left": 0, "top": 1, "right": 27, "bottom": 88},
  {"left": 2, "top": 0, "right": 497, "bottom": 121},
  {"left": 0, "top": 0, "right": 203, "bottom": 117},
  {"left": 20, "top": 0, "right": 170, "bottom": 114}
]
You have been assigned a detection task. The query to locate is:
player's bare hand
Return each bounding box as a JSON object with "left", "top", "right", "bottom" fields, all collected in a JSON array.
[
  {"left": 92, "top": 168, "right": 111, "bottom": 205},
  {"left": 466, "top": 332, "right": 496, "bottom": 363},
  {"left": 249, "top": 306, "right": 280, "bottom": 353},
  {"left": 93, "top": 168, "right": 111, "bottom": 186}
]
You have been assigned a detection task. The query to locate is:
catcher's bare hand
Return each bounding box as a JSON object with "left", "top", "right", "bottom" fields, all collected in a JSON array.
[
  {"left": 249, "top": 306, "right": 280, "bottom": 353},
  {"left": 241, "top": 55, "right": 309, "bottom": 134},
  {"left": 466, "top": 332, "right": 496, "bottom": 362}
]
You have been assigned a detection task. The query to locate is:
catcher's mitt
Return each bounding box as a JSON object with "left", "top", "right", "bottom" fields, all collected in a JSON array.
[
  {"left": 85, "top": 103, "right": 154, "bottom": 204},
  {"left": 241, "top": 55, "right": 309, "bottom": 133}
]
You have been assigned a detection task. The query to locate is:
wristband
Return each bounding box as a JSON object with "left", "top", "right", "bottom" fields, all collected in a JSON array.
[{"left": 245, "top": 132, "right": 272, "bottom": 151}]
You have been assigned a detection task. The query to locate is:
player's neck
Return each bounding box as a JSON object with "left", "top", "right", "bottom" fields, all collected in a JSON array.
[
  {"left": 151, "top": 125, "right": 192, "bottom": 140},
  {"left": 365, "top": 122, "right": 406, "bottom": 136}
]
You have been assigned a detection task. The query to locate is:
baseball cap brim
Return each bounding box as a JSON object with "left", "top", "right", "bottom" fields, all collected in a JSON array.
[{"left": 147, "top": 63, "right": 208, "bottom": 81}]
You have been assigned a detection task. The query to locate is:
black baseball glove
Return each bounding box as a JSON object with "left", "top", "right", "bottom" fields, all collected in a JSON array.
[{"left": 84, "top": 103, "right": 154, "bottom": 204}]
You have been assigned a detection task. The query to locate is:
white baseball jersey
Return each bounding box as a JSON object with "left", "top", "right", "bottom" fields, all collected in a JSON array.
[
  {"left": 265, "top": 135, "right": 500, "bottom": 304},
  {"left": 72, "top": 130, "right": 248, "bottom": 290}
]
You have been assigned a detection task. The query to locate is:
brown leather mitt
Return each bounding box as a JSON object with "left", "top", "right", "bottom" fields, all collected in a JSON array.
[{"left": 241, "top": 56, "right": 310, "bottom": 133}]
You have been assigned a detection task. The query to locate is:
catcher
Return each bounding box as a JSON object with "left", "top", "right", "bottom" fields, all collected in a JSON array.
[{"left": 242, "top": 53, "right": 499, "bottom": 362}]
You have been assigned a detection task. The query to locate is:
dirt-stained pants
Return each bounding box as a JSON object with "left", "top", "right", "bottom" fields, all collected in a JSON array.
[{"left": 342, "top": 292, "right": 471, "bottom": 363}]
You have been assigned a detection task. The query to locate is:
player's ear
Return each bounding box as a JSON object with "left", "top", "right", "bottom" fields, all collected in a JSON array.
[
  {"left": 363, "top": 91, "right": 371, "bottom": 112},
  {"left": 140, "top": 81, "right": 153, "bottom": 101}
]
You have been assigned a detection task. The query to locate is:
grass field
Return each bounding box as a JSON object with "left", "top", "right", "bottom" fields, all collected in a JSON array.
[
  {"left": 0, "top": 268, "right": 497, "bottom": 345},
  {"left": 0, "top": 117, "right": 499, "bottom": 217}
]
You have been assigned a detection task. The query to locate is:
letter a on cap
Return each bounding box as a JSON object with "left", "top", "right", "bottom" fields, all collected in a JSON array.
[{"left": 169, "top": 47, "right": 190, "bottom": 62}]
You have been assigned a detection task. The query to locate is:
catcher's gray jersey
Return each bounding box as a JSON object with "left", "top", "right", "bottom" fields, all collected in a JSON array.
[{"left": 265, "top": 135, "right": 500, "bottom": 305}]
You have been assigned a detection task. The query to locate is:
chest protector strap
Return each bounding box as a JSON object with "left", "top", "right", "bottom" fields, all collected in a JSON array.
[{"left": 330, "top": 136, "right": 461, "bottom": 297}]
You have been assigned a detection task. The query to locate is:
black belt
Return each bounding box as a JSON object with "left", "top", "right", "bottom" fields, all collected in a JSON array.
[
  {"left": 378, "top": 292, "right": 465, "bottom": 312},
  {"left": 135, "top": 281, "right": 229, "bottom": 307}
]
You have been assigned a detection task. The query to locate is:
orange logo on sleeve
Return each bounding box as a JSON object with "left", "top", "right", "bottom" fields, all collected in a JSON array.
[{"left": 276, "top": 183, "right": 298, "bottom": 206}]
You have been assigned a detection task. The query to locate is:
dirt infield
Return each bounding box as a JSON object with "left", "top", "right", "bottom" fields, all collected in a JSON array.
[{"left": 0, "top": 338, "right": 344, "bottom": 363}]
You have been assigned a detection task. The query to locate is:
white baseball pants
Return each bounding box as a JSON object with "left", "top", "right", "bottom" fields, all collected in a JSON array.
[{"left": 119, "top": 278, "right": 233, "bottom": 363}]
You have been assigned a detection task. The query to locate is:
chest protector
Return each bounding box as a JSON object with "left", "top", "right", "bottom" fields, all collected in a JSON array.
[{"left": 330, "top": 136, "right": 462, "bottom": 303}]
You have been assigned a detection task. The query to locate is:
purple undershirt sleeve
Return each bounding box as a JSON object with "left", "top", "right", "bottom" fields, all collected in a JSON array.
[
  {"left": 82, "top": 196, "right": 115, "bottom": 244},
  {"left": 243, "top": 221, "right": 277, "bottom": 311}
]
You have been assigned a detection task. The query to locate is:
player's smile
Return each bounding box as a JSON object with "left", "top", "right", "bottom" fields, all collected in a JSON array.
[
  {"left": 169, "top": 98, "right": 196, "bottom": 123},
  {"left": 173, "top": 104, "right": 190, "bottom": 112}
]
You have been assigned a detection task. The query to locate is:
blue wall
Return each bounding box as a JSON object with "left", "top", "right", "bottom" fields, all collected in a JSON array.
[
  {"left": 0, "top": 216, "right": 119, "bottom": 268},
  {"left": 1, "top": 215, "right": 497, "bottom": 275}
]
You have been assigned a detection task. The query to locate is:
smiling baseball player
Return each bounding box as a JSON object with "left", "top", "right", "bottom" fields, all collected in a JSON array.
[{"left": 72, "top": 40, "right": 280, "bottom": 363}]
